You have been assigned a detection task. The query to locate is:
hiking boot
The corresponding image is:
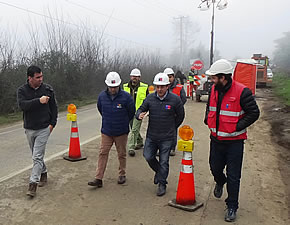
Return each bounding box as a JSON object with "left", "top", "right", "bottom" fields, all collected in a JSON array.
[
  {"left": 170, "top": 150, "right": 176, "bottom": 156},
  {"left": 156, "top": 184, "right": 166, "bottom": 196},
  {"left": 214, "top": 183, "right": 223, "bottom": 198},
  {"left": 26, "top": 182, "right": 37, "bottom": 197},
  {"left": 224, "top": 208, "right": 237, "bottom": 222},
  {"left": 153, "top": 173, "right": 158, "bottom": 185},
  {"left": 128, "top": 150, "right": 135, "bottom": 157},
  {"left": 134, "top": 144, "right": 144, "bottom": 150},
  {"left": 117, "top": 176, "right": 126, "bottom": 184},
  {"left": 88, "top": 179, "right": 103, "bottom": 188},
  {"left": 38, "top": 172, "right": 47, "bottom": 187}
]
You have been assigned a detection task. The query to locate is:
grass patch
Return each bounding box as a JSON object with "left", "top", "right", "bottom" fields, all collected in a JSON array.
[
  {"left": 272, "top": 72, "right": 290, "bottom": 106},
  {"left": 0, "top": 96, "right": 97, "bottom": 126}
]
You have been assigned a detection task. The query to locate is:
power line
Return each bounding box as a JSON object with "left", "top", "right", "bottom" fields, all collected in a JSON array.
[
  {"left": 64, "top": 0, "right": 166, "bottom": 36},
  {"left": 0, "top": 1, "right": 159, "bottom": 50}
]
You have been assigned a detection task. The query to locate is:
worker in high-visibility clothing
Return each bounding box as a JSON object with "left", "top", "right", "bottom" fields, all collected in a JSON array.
[
  {"left": 123, "top": 68, "right": 149, "bottom": 157},
  {"left": 164, "top": 67, "right": 187, "bottom": 156}
]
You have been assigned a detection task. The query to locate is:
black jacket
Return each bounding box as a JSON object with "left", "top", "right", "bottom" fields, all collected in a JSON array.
[
  {"left": 17, "top": 82, "right": 58, "bottom": 130},
  {"left": 204, "top": 78, "right": 260, "bottom": 143},
  {"left": 136, "top": 91, "right": 185, "bottom": 141}
]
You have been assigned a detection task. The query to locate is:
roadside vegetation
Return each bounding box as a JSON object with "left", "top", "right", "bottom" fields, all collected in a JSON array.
[
  {"left": 272, "top": 73, "right": 290, "bottom": 106},
  {"left": 272, "top": 31, "right": 290, "bottom": 106},
  {"left": 0, "top": 19, "right": 165, "bottom": 126}
]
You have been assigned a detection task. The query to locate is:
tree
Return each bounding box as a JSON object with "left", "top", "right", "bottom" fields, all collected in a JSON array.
[{"left": 273, "top": 31, "right": 290, "bottom": 74}]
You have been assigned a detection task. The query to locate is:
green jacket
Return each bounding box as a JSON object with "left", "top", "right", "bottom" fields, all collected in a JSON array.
[{"left": 123, "top": 82, "right": 148, "bottom": 111}]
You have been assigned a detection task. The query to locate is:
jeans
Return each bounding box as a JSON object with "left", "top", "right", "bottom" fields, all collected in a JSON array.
[
  {"left": 25, "top": 126, "right": 50, "bottom": 183},
  {"left": 143, "top": 137, "right": 173, "bottom": 185},
  {"left": 209, "top": 140, "right": 244, "bottom": 210}
]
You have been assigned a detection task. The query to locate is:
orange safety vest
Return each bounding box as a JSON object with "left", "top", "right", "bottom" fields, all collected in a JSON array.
[
  {"left": 172, "top": 84, "right": 183, "bottom": 96},
  {"left": 207, "top": 81, "right": 247, "bottom": 140}
]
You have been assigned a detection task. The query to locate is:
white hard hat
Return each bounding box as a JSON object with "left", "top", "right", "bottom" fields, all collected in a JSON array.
[
  {"left": 164, "top": 67, "right": 174, "bottom": 75},
  {"left": 205, "top": 59, "right": 233, "bottom": 76},
  {"left": 153, "top": 73, "right": 170, "bottom": 85},
  {"left": 130, "top": 68, "right": 141, "bottom": 76},
  {"left": 105, "top": 72, "right": 121, "bottom": 87}
]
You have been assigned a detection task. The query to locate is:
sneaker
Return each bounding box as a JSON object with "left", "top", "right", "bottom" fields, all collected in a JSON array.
[
  {"left": 224, "top": 208, "right": 237, "bottom": 222},
  {"left": 88, "top": 179, "right": 103, "bottom": 187},
  {"left": 134, "top": 144, "right": 144, "bottom": 150},
  {"left": 214, "top": 183, "right": 223, "bottom": 198},
  {"left": 170, "top": 150, "right": 176, "bottom": 156},
  {"left": 117, "top": 176, "right": 126, "bottom": 184},
  {"left": 26, "top": 182, "right": 37, "bottom": 197},
  {"left": 153, "top": 173, "right": 158, "bottom": 185},
  {"left": 156, "top": 184, "right": 166, "bottom": 196},
  {"left": 38, "top": 172, "right": 47, "bottom": 187},
  {"left": 156, "top": 151, "right": 159, "bottom": 157},
  {"left": 128, "top": 150, "right": 135, "bottom": 157}
]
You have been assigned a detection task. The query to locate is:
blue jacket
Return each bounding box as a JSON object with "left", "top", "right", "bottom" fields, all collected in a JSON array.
[{"left": 97, "top": 89, "right": 135, "bottom": 136}]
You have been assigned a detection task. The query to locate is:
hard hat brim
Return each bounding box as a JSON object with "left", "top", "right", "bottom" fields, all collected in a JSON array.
[
  {"left": 105, "top": 80, "right": 121, "bottom": 87},
  {"left": 153, "top": 81, "right": 170, "bottom": 85},
  {"left": 130, "top": 74, "right": 141, "bottom": 77},
  {"left": 205, "top": 69, "right": 217, "bottom": 76}
]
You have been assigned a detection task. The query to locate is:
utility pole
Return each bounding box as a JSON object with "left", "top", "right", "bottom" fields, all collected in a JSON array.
[
  {"left": 175, "top": 16, "right": 186, "bottom": 69},
  {"left": 210, "top": 0, "right": 215, "bottom": 66}
]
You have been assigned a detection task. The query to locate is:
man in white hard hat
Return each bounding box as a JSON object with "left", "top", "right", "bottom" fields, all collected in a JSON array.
[
  {"left": 204, "top": 59, "right": 260, "bottom": 222},
  {"left": 164, "top": 67, "right": 187, "bottom": 156},
  {"left": 88, "top": 72, "right": 135, "bottom": 187},
  {"left": 123, "top": 68, "right": 149, "bottom": 157},
  {"left": 136, "top": 73, "right": 185, "bottom": 197}
]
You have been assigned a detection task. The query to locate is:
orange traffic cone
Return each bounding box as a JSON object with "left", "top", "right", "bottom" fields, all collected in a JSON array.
[
  {"left": 168, "top": 151, "right": 203, "bottom": 211},
  {"left": 63, "top": 121, "right": 87, "bottom": 162}
]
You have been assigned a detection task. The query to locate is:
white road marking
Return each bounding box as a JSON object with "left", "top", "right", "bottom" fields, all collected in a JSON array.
[{"left": 0, "top": 135, "right": 100, "bottom": 183}]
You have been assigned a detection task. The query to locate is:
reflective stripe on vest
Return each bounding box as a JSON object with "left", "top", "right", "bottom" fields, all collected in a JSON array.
[
  {"left": 207, "top": 80, "right": 247, "bottom": 140},
  {"left": 172, "top": 84, "right": 183, "bottom": 96},
  {"left": 123, "top": 82, "right": 148, "bottom": 111}
]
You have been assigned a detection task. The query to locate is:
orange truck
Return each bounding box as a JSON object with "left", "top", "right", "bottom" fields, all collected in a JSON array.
[{"left": 251, "top": 54, "right": 270, "bottom": 87}]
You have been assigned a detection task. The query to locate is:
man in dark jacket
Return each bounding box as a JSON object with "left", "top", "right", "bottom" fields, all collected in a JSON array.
[
  {"left": 204, "top": 59, "right": 260, "bottom": 222},
  {"left": 88, "top": 72, "right": 135, "bottom": 188},
  {"left": 17, "top": 65, "right": 58, "bottom": 197},
  {"left": 136, "top": 73, "right": 185, "bottom": 197},
  {"left": 164, "top": 67, "right": 187, "bottom": 156}
]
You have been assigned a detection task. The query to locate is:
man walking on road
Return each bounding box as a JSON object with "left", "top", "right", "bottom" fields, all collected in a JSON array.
[
  {"left": 136, "top": 73, "right": 185, "bottom": 197},
  {"left": 17, "top": 65, "right": 58, "bottom": 197},
  {"left": 123, "top": 68, "right": 148, "bottom": 157},
  {"left": 88, "top": 72, "right": 135, "bottom": 188},
  {"left": 164, "top": 67, "right": 187, "bottom": 156},
  {"left": 204, "top": 59, "right": 260, "bottom": 222}
]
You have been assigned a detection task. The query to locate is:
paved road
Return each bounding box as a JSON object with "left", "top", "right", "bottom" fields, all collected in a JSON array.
[{"left": 0, "top": 104, "right": 101, "bottom": 181}]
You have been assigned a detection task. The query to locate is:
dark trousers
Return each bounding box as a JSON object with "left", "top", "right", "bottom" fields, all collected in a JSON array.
[
  {"left": 209, "top": 140, "right": 244, "bottom": 210},
  {"left": 143, "top": 137, "right": 173, "bottom": 185}
]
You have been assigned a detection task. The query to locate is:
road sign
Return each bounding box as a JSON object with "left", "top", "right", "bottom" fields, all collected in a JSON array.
[{"left": 192, "top": 60, "right": 204, "bottom": 71}]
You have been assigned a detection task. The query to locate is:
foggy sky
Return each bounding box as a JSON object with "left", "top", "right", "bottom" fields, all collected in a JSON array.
[{"left": 0, "top": 0, "right": 289, "bottom": 62}]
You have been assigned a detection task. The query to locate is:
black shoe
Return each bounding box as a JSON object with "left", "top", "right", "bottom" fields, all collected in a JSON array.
[
  {"left": 214, "top": 183, "right": 223, "bottom": 198},
  {"left": 117, "top": 176, "right": 126, "bottom": 184},
  {"left": 224, "top": 208, "right": 237, "bottom": 222},
  {"left": 154, "top": 174, "right": 158, "bottom": 185},
  {"left": 156, "top": 184, "right": 166, "bottom": 196},
  {"left": 88, "top": 179, "right": 103, "bottom": 187},
  {"left": 134, "top": 144, "right": 144, "bottom": 150},
  {"left": 128, "top": 150, "right": 135, "bottom": 157},
  {"left": 170, "top": 150, "right": 176, "bottom": 156}
]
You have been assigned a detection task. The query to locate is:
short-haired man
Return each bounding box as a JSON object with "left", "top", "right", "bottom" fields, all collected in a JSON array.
[
  {"left": 136, "top": 73, "right": 185, "bottom": 196},
  {"left": 164, "top": 67, "right": 187, "bottom": 156},
  {"left": 88, "top": 72, "right": 135, "bottom": 187},
  {"left": 123, "top": 68, "right": 148, "bottom": 157},
  {"left": 17, "top": 65, "right": 58, "bottom": 197},
  {"left": 204, "top": 59, "right": 260, "bottom": 222}
]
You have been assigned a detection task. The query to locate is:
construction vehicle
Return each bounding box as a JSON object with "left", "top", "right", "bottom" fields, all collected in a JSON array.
[{"left": 251, "top": 54, "right": 270, "bottom": 87}]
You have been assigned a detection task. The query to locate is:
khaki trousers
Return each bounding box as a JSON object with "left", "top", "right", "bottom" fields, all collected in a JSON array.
[{"left": 96, "top": 133, "right": 128, "bottom": 179}]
